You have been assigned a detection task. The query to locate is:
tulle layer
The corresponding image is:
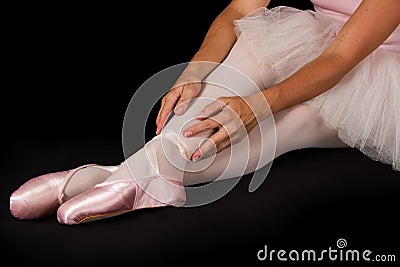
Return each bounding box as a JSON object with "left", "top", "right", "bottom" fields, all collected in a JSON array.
[{"left": 235, "top": 6, "right": 400, "bottom": 171}]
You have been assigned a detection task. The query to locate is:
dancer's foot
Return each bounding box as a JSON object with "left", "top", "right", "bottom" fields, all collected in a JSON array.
[
  {"left": 10, "top": 164, "right": 118, "bottom": 220},
  {"left": 57, "top": 176, "right": 186, "bottom": 225}
]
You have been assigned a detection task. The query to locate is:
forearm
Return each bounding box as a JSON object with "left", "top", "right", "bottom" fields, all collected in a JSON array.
[
  {"left": 261, "top": 54, "right": 351, "bottom": 115},
  {"left": 261, "top": 0, "right": 400, "bottom": 116},
  {"left": 181, "top": 6, "right": 243, "bottom": 79},
  {"left": 183, "top": 0, "right": 271, "bottom": 79},
  {"left": 191, "top": 7, "right": 241, "bottom": 63}
]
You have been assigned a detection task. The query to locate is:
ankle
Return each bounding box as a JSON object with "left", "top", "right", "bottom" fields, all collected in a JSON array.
[{"left": 134, "top": 175, "right": 186, "bottom": 209}]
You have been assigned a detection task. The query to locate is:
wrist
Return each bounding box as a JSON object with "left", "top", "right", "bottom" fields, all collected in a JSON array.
[
  {"left": 261, "top": 86, "right": 281, "bottom": 115},
  {"left": 245, "top": 91, "right": 274, "bottom": 121},
  {"left": 178, "top": 61, "right": 218, "bottom": 83},
  {"left": 173, "top": 65, "right": 205, "bottom": 89}
]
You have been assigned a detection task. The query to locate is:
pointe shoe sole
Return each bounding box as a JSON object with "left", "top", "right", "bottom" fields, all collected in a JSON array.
[{"left": 75, "top": 210, "right": 131, "bottom": 224}]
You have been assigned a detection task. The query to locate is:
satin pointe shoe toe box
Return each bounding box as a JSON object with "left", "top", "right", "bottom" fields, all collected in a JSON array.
[
  {"left": 10, "top": 170, "right": 69, "bottom": 220},
  {"left": 57, "top": 176, "right": 186, "bottom": 225},
  {"left": 9, "top": 164, "right": 112, "bottom": 220}
]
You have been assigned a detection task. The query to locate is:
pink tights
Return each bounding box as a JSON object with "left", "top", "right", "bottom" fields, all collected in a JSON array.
[
  {"left": 102, "top": 35, "right": 346, "bottom": 188},
  {"left": 10, "top": 36, "right": 347, "bottom": 224}
]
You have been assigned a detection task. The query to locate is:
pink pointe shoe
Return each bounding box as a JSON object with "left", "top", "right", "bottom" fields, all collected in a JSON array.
[
  {"left": 57, "top": 176, "right": 186, "bottom": 225},
  {"left": 10, "top": 164, "right": 118, "bottom": 220}
]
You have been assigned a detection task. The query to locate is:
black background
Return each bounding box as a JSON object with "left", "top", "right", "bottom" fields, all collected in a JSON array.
[{"left": 2, "top": 1, "right": 399, "bottom": 266}]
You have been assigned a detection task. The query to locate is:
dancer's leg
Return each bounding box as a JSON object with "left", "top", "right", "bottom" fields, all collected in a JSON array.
[
  {"left": 103, "top": 34, "right": 347, "bottom": 185},
  {"left": 62, "top": 166, "right": 119, "bottom": 200},
  {"left": 101, "top": 35, "right": 273, "bottom": 187},
  {"left": 183, "top": 103, "right": 348, "bottom": 186},
  {"left": 56, "top": 36, "right": 346, "bottom": 224},
  {"left": 148, "top": 35, "right": 347, "bottom": 185},
  {"left": 102, "top": 34, "right": 270, "bottom": 184}
]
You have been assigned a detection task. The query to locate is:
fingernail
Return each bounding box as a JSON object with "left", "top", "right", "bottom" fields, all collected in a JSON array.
[
  {"left": 184, "top": 131, "right": 192, "bottom": 137},
  {"left": 198, "top": 111, "right": 205, "bottom": 117},
  {"left": 156, "top": 128, "right": 160, "bottom": 135},
  {"left": 192, "top": 155, "right": 200, "bottom": 162},
  {"left": 175, "top": 107, "right": 184, "bottom": 114}
]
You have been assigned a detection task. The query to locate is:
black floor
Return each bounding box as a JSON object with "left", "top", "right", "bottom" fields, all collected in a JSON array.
[{"left": 2, "top": 136, "right": 399, "bottom": 266}]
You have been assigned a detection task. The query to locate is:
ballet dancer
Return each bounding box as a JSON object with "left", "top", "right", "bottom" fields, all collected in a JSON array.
[{"left": 10, "top": 0, "right": 399, "bottom": 224}]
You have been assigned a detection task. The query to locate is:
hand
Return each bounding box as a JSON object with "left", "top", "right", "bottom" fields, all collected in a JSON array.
[
  {"left": 184, "top": 92, "right": 271, "bottom": 162},
  {"left": 156, "top": 78, "right": 202, "bottom": 135}
]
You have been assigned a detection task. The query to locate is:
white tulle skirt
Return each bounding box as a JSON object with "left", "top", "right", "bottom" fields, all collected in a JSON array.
[{"left": 234, "top": 6, "right": 400, "bottom": 171}]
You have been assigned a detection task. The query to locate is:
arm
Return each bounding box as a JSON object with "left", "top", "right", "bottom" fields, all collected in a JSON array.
[
  {"left": 185, "top": 0, "right": 400, "bottom": 161},
  {"left": 190, "top": 0, "right": 271, "bottom": 66},
  {"left": 156, "top": 0, "right": 271, "bottom": 134},
  {"left": 262, "top": 0, "right": 400, "bottom": 115}
]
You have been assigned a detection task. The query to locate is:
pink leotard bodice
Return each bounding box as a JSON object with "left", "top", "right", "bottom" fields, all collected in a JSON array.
[{"left": 310, "top": 0, "right": 400, "bottom": 52}]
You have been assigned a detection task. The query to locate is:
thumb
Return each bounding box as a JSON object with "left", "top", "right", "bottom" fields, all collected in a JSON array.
[{"left": 174, "top": 84, "right": 200, "bottom": 115}]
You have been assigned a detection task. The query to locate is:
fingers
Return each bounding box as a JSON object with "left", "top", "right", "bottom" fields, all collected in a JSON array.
[
  {"left": 156, "top": 88, "right": 181, "bottom": 134},
  {"left": 174, "top": 83, "right": 201, "bottom": 115},
  {"left": 184, "top": 101, "right": 231, "bottom": 137},
  {"left": 156, "top": 97, "right": 166, "bottom": 129},
  {"left": 156, "top": 82, "right": 202, "bottom": 135},
  {"left": 197, "top": 97, "right": 227, "bottom": 119},
  {"left": 185, "top": 97, "right": 248, "bottom": 161},
  {"left": 184, "top": 117, "right": 220, "bottom": 137},
  {"left": 184, "top": 107, "right": 235, "bottom": 161},
  {"left": 191, "top": 128, "right": 231, "bottom": 162}
]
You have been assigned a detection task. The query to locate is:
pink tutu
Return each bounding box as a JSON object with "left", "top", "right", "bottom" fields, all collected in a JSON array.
[{"left": 235, "top": 6, "right": 400, "bottom": 171}]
